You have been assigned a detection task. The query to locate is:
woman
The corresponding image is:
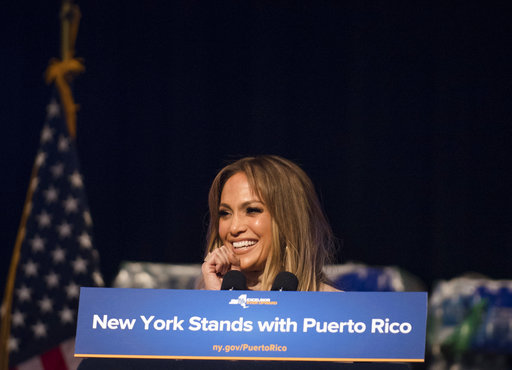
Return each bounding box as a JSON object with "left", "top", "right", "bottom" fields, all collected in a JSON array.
[{"left": 201, "top": 155, "right": 338, "bottom": 291}]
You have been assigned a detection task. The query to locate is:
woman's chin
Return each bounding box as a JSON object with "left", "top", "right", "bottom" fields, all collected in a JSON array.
[{"left": 239, "top": 257, "right": 265, "bottom": 273}]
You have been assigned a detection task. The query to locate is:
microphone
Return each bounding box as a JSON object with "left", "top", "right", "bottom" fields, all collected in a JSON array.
[
  {"left": 271, "top": 271, "right": 299, "bottom": 291},
  {"left": 221, "top": 270, "right": 247, "bottom": 290}
]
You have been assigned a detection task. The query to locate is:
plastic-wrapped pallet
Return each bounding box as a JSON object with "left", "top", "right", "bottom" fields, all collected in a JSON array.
[
  {"left": 428, "top": 276, "right": 512, "bottom": 369},
  {"left": 112, "top": 262, "right": 202, "bottom": 289},
  {"left": 112, "top": 261, "right": 424, "bottom": 292},
  {"left": 324, "top": 262, "right": 425, "bottom": 292}
]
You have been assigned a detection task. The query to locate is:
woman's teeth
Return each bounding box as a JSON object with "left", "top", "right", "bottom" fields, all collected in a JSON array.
[{"left": 232, "top": 240, "right": 257, "bottom": 249}]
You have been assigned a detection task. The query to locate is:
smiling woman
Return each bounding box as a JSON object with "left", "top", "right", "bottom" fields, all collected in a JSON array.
[{"left": 201, "top": 155, "right": 338, "bottom": 291}]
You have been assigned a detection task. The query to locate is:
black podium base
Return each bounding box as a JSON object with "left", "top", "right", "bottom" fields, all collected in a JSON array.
[{"left": 78, "top": 358, "right": 411, "bottom": 370}]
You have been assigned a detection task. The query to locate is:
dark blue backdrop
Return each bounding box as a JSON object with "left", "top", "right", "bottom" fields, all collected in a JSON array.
[{"left": 1, "top": 1, "right": 510, "bottom": 292}]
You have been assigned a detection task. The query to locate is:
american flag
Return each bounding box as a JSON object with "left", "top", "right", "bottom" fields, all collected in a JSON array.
[{"left": 6, "top": 96, "right": 102, "bottom": 370}]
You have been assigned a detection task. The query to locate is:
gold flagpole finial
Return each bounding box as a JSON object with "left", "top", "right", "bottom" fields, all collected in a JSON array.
[
  {"left": 60, "top": 0, "right": 81, "bottom": 61},
  {"left": 45, "top": 0, "right": 84, "bottom": 139}
]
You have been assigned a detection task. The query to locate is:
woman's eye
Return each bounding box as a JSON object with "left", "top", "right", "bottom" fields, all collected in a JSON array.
[
  {"left": 247, "top": 207, "right": 263, "bottom": 214},
  {"left": 219, "top": 210, "right": 229, "bottom": 217}
]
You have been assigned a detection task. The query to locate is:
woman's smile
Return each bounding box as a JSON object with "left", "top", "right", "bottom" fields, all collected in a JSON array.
[{"left": 231, "top": 239, "right": 258, "bottom": 251}]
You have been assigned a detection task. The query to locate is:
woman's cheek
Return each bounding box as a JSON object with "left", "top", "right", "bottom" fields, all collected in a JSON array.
[
  {"left": 239, "top": 246, "right": 268, "bottom": 272},
  {"left": 239, "top": 253, "right": 258, "bottom": 271}
]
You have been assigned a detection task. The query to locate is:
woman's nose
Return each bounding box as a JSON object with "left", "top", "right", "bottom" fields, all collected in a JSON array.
[{"left": 230, "top": 214, "right": 247, "bottom": 235}]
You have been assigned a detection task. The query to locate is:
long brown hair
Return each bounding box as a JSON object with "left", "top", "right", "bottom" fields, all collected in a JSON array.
[{"left": 206, "top": 155, "right": 336, "bottom": 291}]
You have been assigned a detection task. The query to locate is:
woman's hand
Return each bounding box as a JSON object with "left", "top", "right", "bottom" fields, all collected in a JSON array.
[{"left": 201, "top": 245, "right": 241, "bottom": 290}]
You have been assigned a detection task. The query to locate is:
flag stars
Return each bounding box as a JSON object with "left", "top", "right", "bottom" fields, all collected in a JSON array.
[
  {"left": 11, "top": 310, "right": 25, "bottom": 327},
  {"left": 23, "top": 260, "right": 38, "bottom": 277},
  {"left": 58, "top": 135, "right": 70, "bottom": 152},
  {"left": 38, "top": 296, "right": 53, "bottom": 313},
  {"left": 60, "top": 306, "right": 75, "bottom": 324},
  {"left": 40, "top": 124, "right": 54, "bottom": 143},
  {"left": 43, "top": 186, "right": 59, "bottom": 204},
  {"left": 30, "top": 235, "right": 45, "bottom": 252},
  {"left": 93, "top": 270, "right": 105, "bottom": 287},
  {"left": 36, "top": 211, "right": 52, "bottom": 229},
  {"left": 16, "top": 285, "right": 32, "bottom": 302},
  {"left": 35, "top": 151, "right": 47, "bottom": 167},
  {"left": 57, "top": 221, "right": 73, "bottom": 238},
  {"left": 8, "top": 337, "right": 19, "bottom": 352},
  {"left": 46, "top": 99, "right": 60, "bottom": 118},
  {"left": 32, "top": 321, "right": 47, "bottom": 338},
  {"left": 45, "top": 271, "right": 60, "bottom": 288},
  {"left": 66, "top": 282, "right": 80, "bottom": 299},
  {"left": 78, "top": 231, "right": 92, "bottom": 249},
  {"left": 52, "top": 246, "right": 66, "bottom": 263},
  {"left": 10, "top": 96, "right": 103, "bottom": 356},
  {"left": 50, "top": 162, "right": 65, "bottom": 179},
  {"left": 63, "top": 195, "right": 79, "bottom": 214},
  {"left": 69, "top": 171, "right": 83, "bottom": 188},
  {"left": 72, "top": 256, "right": 88, "bottom": 274},
  {"left": 83, "top": 210, "right": 93, "bottom": 227}
]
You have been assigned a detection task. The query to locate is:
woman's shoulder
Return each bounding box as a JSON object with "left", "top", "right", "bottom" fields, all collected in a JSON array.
[{"left": 319, "top": 282, "right": 342, "bottom": 292}]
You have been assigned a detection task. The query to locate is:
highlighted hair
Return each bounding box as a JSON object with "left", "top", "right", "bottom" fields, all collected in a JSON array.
[{"left": 206, "top": 155, "right": 335, "bottom": 291}]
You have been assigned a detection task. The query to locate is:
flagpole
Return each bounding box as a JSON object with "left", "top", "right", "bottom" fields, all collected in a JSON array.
[{"left": 0, "top": 2, "right": 82, "bottom": 368}]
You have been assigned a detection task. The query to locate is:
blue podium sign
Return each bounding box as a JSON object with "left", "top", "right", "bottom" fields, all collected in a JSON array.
[{"left": 75, "top": 288, "right": 427, "bottom": 362}]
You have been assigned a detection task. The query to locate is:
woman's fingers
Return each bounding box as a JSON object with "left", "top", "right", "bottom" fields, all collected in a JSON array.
[
  {"left": 215, "top": 246, "right": 237, "bottom": 275},
  {"left": 222, "top": 245, "right": 241, "bottom": 270},
  {"left": 201, "top": 256, "right": 221, "bottom": 290},
  {"left": 201, "top": 246, "right": 241, "bottom": 290}
]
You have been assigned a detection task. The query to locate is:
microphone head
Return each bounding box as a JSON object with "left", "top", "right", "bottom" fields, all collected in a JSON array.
[
  {"left": 271, "top": 271, "right": 299, "bottom": 291},
  {"left": 221, "top": 270, "right": 247, "bottom": 290}
]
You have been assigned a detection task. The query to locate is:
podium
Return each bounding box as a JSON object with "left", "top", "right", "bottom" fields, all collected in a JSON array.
[{"left": 75, "top": 288, "right": 426, "bottom": 366}]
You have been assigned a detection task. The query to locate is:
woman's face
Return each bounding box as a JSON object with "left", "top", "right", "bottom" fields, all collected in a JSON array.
[{"left": 218, "top": 172, "right": 272, "bottom": 272}]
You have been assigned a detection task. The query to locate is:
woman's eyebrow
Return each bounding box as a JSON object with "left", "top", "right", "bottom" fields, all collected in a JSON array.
[
  {"left": 241, "top": 200, "right": 264, "bottom": 207},
  {"left": 219, "top": 200, "right": 264, "bottom": 209}
]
